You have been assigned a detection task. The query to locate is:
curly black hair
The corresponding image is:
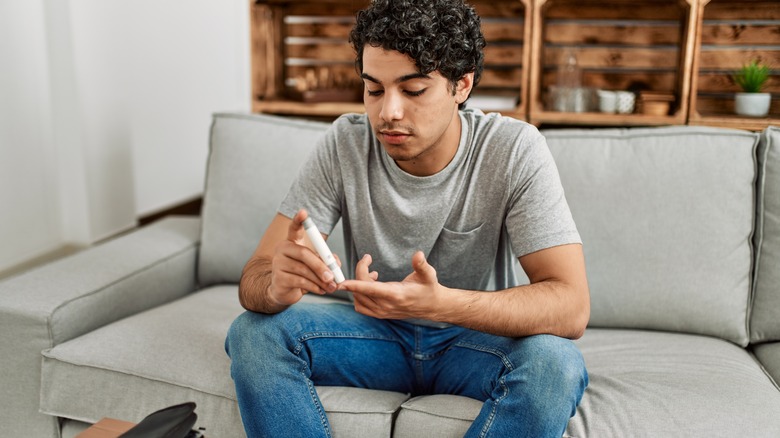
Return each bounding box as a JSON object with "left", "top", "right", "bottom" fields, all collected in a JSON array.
[{"left": 349, "top": 0, "right": 485, "bottom": 107}]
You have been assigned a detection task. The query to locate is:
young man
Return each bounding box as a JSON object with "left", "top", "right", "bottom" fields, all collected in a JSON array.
[{"left": 226, "top": 0, "right": 590, "bottom": 436}]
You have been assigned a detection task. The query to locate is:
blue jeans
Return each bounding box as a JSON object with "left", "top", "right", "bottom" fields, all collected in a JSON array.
[{"left": 225, "top": 302, "right": 587, "bottom": 437}]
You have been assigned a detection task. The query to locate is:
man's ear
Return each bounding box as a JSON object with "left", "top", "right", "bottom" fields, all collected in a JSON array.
[{"left": 455, "top": 72, "right": 475, "bottom": 105}]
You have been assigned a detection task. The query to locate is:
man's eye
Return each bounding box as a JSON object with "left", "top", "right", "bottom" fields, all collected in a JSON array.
[
  {"left": 405, "top": 89, "right": 426, "bottom": 97},
  {"left": 367, "top": 89, "right": 383, "bottom": 97}
]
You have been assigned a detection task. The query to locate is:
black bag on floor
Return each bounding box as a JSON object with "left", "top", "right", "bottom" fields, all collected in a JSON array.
[{"left": 119, "top": 402, "right": 203, "bottom": 438}]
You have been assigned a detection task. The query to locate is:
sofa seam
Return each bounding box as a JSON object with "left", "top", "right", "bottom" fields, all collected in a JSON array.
[
  {"left": 747, "top": 347, "right": 780, "bottom": 393},
  {"left": 748, "top": 128, "right": 773, "bottom": 345},
  {"left": 397, "top": 403, "right": 475, "bottom": 422},
  {"left": 46, "top": 242, "right": 200, "bottom": 346},
  {"left": 745, "top": 131, "right": 763, "bottom": 346}
]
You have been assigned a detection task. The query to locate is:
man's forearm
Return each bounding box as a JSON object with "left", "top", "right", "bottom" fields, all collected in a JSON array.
[
  {"left": 436, "top": 281, "right": 590, "bottom": 339},
  {"left": 238, "top": 257, "right": 288, "bottom": 314}
]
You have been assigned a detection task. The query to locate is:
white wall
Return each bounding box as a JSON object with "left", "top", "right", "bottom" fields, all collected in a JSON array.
[
  {"left": 0, "top": 0, "right": 250, "bottom": 273},
  {"left": 0, "top": 0, "right": 63, "bottom": 272}
]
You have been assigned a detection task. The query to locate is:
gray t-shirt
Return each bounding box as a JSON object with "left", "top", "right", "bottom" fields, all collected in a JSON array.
[{"left": 280, "top": 109, "right": 580, "bottom": 292}]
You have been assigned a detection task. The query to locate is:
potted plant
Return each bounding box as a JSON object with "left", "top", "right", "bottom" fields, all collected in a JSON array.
[{"left": 733, "top": 59, "right": 771, "bottom": 117}]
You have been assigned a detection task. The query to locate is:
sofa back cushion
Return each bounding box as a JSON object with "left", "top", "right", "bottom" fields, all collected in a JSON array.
[
  {"left": 751, "top": 126, "right": 780, "bottom": 343},
  {"left": 199, "top": 113, "right": 339, "bottom": 286},
  {"left": 543, "top": 126, "right": 758, "bottom": 346}
]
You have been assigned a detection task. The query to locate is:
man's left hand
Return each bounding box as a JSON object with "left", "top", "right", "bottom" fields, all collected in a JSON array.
[{"left": 341, "top": 251, "right": 443, "bottom": 320}]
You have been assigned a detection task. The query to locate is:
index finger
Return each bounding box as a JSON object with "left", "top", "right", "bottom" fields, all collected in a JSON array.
[{"left": 340, "top": 279, "right": 392, "bottom": 297}]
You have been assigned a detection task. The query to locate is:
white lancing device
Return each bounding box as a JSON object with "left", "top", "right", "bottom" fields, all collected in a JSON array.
[{"left": 302, "top": 217, "right": 346, "bottom": 284}]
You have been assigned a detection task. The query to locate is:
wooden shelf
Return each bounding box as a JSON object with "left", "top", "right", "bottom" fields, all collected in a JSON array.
[
  {"left": 528, "top": 0, "right": 696, "bottom": 127},
  {"left": 687, "top": 0, "right": 780, "bottom": 131},
  {"left": 250, "top": 0, "right": 532, "bottom": 120},
  {"left": 253, "top": 99, "right": 364, "bottom": 117},
  {"left": 250, "top": 0, "right": 778, "bottom": 131},
  {"left": 532, "top": 111, "right": 682, "bottom": 127},
  {"left": 688, "top": 114, "right": 777, "bottom": 132}
]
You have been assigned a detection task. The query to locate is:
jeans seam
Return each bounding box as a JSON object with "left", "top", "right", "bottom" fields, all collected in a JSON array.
[
  {"left": 298, "top": 339, "right": 332, "bottom": 437},
  {"left": 297, "top": 332, "right": 398, "bottom": 343},
  {"left": 303, "top": 367, "right": 331, "bottom": 437},
  {"left": 453, "top": 341, "right": 515, "bottom": 371},
  {"left": 479, "top": 376, "right": 509, "bottom": 438}
]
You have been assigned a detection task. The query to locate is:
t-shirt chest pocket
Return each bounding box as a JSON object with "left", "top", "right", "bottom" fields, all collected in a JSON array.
[{"left": 429, "top": 222, "right": 496, "bottom": 290}]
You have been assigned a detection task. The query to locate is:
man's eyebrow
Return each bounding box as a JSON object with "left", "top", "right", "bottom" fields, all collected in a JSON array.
[{"left": 360, "top": 72, "right": 432, "bottom": 84}]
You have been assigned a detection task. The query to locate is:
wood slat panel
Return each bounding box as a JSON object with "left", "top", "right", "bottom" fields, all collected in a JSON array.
[
  {"left": 480, "top": 67, "right": 524, "bottom": 88},
  {"left": 287, "top": 64, "right": 357, "bottom": 79},
  {"left": 700, "top": 24, "right": 780, "bottom": 46},
  {"left": 696, "top": 95, "right": 779, "bottom": 115},
  {"left": 285, "top": 3, "right": 367, "bottom": 16},
  {"left": 545, "top": 23, "right": 681, "bottom": 45},
  {"left": 482, "top": 21, "right": 525, "bottom": 42},
  {"left": 471, "top": 1, "right": 527, "bottom": 18},
  {"left": 543, "top": 3, "right": 685, "bottom": 21},
  {"left": 542, "top": 70, "right": 678, "bottom": 92},
  {"left": 285, "top": 43, "right": 526, "bottom": 67},
  {"left": 696, "top": 72, "right": 780, "bottom": 93},
  {"left": 702, "top": 1, "right": 780, "bottom": 20},
  {"left": 544, "top": 47, "right": 680, "bottom": 69},
  {"left": 286, "top": 18, "right": 525, "bottom": 43},
  {"left": 484, "top": 45, "right": 524, "bottom": 65},
  {"left": 286, "top": 64, "right": 525, "bottom": 90},
  {"left": 286, "top": 21, "right": 353, "bottom": 38},
  {"left": 286, "top": 42, "right": 354, "bottom": 62},
  {"left": 698, "top": 49, "right": 780, "bottom": 69}
]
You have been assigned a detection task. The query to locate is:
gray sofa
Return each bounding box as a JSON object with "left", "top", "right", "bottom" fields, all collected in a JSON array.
[{"left": 2, "top": 112, "right": 780, "bottom": 437}]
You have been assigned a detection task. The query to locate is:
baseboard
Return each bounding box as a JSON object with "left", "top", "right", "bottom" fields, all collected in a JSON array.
[{"left": 138, "top": 197, "right": 202, "bottom": 226}]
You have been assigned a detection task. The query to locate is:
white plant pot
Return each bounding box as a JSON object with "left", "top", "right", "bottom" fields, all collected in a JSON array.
[{"left": 735, "top": 92, "right": 771, "bottom": 117}]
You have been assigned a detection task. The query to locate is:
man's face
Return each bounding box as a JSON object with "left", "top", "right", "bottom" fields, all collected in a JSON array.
[{"left": 360, "top": 46, "right": 473, "bottom": 177}]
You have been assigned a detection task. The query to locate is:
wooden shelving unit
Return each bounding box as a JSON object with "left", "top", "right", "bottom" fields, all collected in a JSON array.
[
  {"left": 250, "top": 0, "right": 532, "bottom": 119},
  {"left": 250, "top": 0, "right": 777, "bottom": 131},
  {"left": 527, "top": 0, "right": 697, "bottom": 127},
  {"left": 688, "top": 0, "right": 779, "bottom": 131},
  {"left": 251, "top": 0, "right": 368, "bottom": 118},
  {"left": 466, "top": 0, "right": 532, "bottom": 118}
]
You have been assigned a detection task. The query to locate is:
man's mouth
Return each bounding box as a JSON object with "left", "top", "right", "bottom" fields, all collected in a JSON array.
[{"left": 379, "top": 130, "right": 411, "bottom": 144}]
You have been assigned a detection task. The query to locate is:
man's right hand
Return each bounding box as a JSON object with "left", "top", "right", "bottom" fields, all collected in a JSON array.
[{"left": 238, "top": 210, "right": 339, "bottom": 313}]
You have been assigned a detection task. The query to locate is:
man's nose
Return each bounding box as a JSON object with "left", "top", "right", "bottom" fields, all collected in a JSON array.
[{"left": 380, "top": 91, "right": 404, "bottom": 121}]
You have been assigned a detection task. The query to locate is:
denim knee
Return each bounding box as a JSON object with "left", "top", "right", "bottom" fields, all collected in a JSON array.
[{"left": 505, "top": 335, "right": 588, "bottom": 411}]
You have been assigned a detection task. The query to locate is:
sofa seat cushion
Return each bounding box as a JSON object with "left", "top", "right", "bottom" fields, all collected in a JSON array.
[
  {"left": 40, "top": 286, "right": 780, "bottom": 438},
  {"left": 566, "top": 329, "right": 780, "bottom": 437},
  {"left": 391, "top": 329, "right": 780, "bottom": 438},
  {"left": 39, "top": 286, "right": 409, "bottom": 438}
]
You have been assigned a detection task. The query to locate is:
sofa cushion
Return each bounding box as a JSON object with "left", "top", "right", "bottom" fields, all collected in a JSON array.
[
  {"left": 199, "top": 113, "right": 344, "bottom": 286},
  {"left": 39, "top": 287, "right": 407, "bottom": 438},
  {"left": 754, "top": 341, "right": 780, "bottom": 388},
  {"left": 358, "top": 329, "right": 780, "bottom": 438},
  {"left": 751, "top": 126, "right": 780, "bottom": 343},
  {"left": 543, "top": 126, "right": 759, "bottom": 346},
  {"left": 565, "top": 329, "right": 780, "bottom": 437},
  {"left": 40, "top": 287, "right": 780, "bottom": 437},
  {"left": 393, "top": 395, "right": 481, "bottom": 437}
]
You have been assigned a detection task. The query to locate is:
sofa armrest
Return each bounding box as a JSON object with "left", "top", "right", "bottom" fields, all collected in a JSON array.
[{"left": 0, "top": 216, "right": 201, "bottom": 438}]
